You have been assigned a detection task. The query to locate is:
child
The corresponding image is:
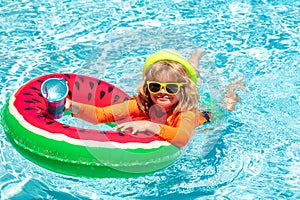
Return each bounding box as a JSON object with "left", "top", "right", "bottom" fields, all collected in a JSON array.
[{"left": 65, "top": 49, "right": 235, "bottom": 148}]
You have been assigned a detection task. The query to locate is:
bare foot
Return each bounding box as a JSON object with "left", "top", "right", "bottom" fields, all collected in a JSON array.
[
  {"left": 222, "top": 77, "right": 245, "bottom": 111},
  {"left": 188, "top": 48, "right": 205, "bottom": 83}
]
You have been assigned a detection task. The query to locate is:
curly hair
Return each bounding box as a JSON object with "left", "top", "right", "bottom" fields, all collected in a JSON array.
[{"left": 135, "top": 60, "right": 199, "bottom": 116}]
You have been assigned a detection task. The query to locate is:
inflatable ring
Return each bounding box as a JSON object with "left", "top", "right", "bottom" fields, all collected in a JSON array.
[
  {"left": 143, "top": 49, "right": 198, "bottom": 84},
  {"left": 1, "top": 73, "right": 180, "bottom": 178}
]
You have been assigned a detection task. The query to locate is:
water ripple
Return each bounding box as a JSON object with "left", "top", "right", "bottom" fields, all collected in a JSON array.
[{"left": 1, "top": 0, "right": 300, "bottom": 199}]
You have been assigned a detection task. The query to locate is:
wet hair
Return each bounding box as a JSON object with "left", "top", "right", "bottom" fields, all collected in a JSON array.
[{"left": 135, "top": 60, "right": 199, "bottom": 115}]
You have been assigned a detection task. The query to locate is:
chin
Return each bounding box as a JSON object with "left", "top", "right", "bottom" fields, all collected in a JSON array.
[
  {"left": 155, "top": 101, "right": 173, "bottom": 109},
  {"left": 150, "top": 94, "right": 178, "bottom": 110}
]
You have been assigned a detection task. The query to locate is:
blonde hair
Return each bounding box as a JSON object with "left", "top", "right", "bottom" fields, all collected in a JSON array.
[{"left": 135, "top": 61, "right": 199, "bottom": 115}]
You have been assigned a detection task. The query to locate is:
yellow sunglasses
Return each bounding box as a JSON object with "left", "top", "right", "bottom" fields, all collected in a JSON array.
[{"left": 147, "top": 81, "right": 185, "bottom": 95}]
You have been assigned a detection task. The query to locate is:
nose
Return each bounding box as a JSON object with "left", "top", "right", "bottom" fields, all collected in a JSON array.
[{"left": 160, "top": 88, "right": 167, "bottom": 94}]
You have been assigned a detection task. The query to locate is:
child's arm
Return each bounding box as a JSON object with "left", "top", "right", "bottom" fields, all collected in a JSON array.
[
  {"left": 116, "top": 111, "right": 201, "bottom": 148},
  {"left": 66, "top": 99, "right": 139, "bottom": 124},
  {"left": 158, "top": 111, "right": 197, "bottom": 147}
]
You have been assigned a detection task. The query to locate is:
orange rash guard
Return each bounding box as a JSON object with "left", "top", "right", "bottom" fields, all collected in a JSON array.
[{"left": 74, "top": 99, "right": 209, "bottom": 147}]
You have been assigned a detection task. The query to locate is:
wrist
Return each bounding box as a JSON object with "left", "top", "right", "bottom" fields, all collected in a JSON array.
[
  {"left": 153, "top": 123, "right": 162, "bottom": 135},
  {"left": 69, "top": 103, "right": 80, "bottom": 115}
]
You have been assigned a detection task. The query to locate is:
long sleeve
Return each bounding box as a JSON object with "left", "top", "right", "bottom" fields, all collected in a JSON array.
[
  {"left": 73, "top": 99, "right": 210, "bottom": 148},
  {"left": 158, "top": 111, "right": 197, "bottom": 147},
  {"left": 73, "top": 99, "right": 140, "bottom": 124},
  {"left": 197, "top": 112, "right": 209, "bottom": 126},
  {"left": 159, "top": 111, "right": 210, "bottom": 148}
]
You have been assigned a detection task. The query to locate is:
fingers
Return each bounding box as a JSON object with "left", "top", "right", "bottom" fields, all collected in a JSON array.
[
  {"left": 115, "top": 123, "right": 139, "bottom": 135},
  {"left": 115, "top": 124, "right": 130, "bottom": 133},
  {"left": 65, "top": 98, "right": 71, "bottom": 110},
  {"left": 132, "top": 128, "right": 138, "bottom": 135}
]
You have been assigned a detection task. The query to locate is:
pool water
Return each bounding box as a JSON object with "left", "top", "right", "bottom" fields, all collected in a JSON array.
[{"left": 0, "top": 0, "right": 299, "bottom": 199}]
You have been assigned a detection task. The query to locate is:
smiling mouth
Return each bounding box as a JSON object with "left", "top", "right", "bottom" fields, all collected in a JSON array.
[{"left": 156, "top": 94, "right": 172, "bottom": 100}]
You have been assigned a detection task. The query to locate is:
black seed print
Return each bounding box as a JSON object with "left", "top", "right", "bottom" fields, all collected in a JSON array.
[
  {"left": 32, "top": 98, "right": 42, "bottom": 103},
  {"left": 123, "top": 97, "right": 129, "bottom": 101},
  {"left": 108, "top": 87, "right": 113, "bottom": 93},
  {"left": 118, "top": 132, "right": 125, "bottom": 136},
  {"left": 99, "top": 131, "right": 106, "bottom": 134},
  {"left": 25, "top": 107, "right": 35, "bottom": 110},
  {"left": 37, "top": 80, "right": 44, "bottom": 83},
  {"left": 24, "top": 100, "right": 35, "bottom": 103},
  {"left": 88, "top": 93, "right": 92, "bottom": 101},
  {"left": 46, "top": 121, "right": 55, "bottom": 125},
  {"left": 79, "top": 129, "right": 86, "bottom": 132},
  {"left": 97, "top": 80, "right": 101, "bottom": 85},
  {"left": 143, "top": 131, "right": 150, "bottom": 136},
  {"left": 113, "top": 95, "right": 120, "bottom": 103},
  {"left": 38, "top": 93, "right": 43, "bottom": 98},
  {"left": 78, "top": 76, "right": 85, "bottom": 82},
  {"left": 29, "top": 86, "right": 39, "bottom": 91},
  {"left": 37, "top": 114, "right": 47, "bottom": 118},
  {"left": 37, "top": 106, "right": 43, "bottom": 110},
  {"left": 63, "top": 125, "right": 70, "bottom": 128},
  {"left": 75, "top": 81, "right": 80, "bottom": 90},
  {"left": 100, "top": 91, "right": 105, "bottom": 99},
  {"left": 64, "top": 74, "right": 71, "bottom": 79},
  {"left": 23, "top": 92, "right": 33, "bottom": 96},
  {"left": 89, "top": 82, "right": 94, "bottom": 90}
]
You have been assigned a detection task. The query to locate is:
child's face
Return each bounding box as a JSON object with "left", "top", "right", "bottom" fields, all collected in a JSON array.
[
  {"left": 149, "top": 87, "right": 179, "bottom": 111},
  {"left": 146, "top": 66, "right": 183, "bottom": 111}
]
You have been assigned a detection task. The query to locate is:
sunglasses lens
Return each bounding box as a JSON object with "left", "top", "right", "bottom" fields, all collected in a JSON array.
[
  {"left": 149, "top": 83, "right": 161, "bottom": 93},
  {"left": 166, "top": 84, "right": 179, "bottom": 94}
]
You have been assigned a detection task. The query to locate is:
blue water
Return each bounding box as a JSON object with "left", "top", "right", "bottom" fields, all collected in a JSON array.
[{"left": 1, "top": 0, "right": 299, "bottom": 199}]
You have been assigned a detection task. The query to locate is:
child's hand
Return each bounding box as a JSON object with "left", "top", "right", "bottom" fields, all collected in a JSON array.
[
  {"left": 115, "top": 121, "right": 161, "bottom": 135},
  {"left": 65, "top": 98, "right": 71, "bottom": 110},
  {"left": 115, "top": 121, "right": 147, "bottom": 135},
  {"left": 65, "top": 98, "right": 80, "bottom": 115}
]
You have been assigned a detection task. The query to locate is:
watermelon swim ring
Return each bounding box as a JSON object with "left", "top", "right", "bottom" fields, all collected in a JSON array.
[{"left": 1, "top": 73, "right": 181, "bottom": 178}]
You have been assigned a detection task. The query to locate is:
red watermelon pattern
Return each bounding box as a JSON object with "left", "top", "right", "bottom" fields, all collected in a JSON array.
[{"left": 10, "top": 73, "right": 170, "bottom": 148}]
